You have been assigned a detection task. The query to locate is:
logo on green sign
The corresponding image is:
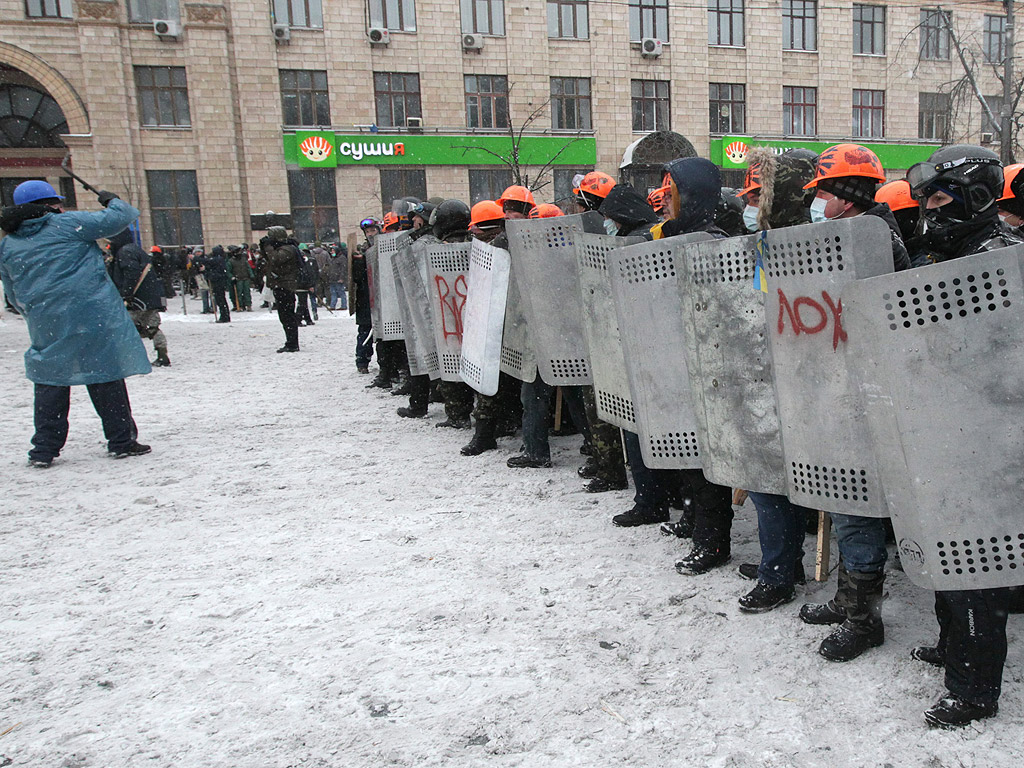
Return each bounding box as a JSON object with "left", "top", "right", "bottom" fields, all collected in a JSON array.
[{"left": 297, "top": 131, "right": 337, "bottom": 168}]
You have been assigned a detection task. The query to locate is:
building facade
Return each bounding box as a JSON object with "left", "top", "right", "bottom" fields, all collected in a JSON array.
[{"left": 0, "top": 0, "right": 1015, "bottom": 247}]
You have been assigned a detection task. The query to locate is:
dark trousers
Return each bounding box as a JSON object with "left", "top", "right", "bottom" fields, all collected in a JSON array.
[
  {"left": 30, "top": 379, "right": 137, "bottom": 461},
  {"left": 297, "top": 291, "right": 314, "bottom": 324},
  {"left": 408, "top": 374, "right": 430, "bottom": 411},
  {"left": 439, "top": 380, "right": 475, "bottom": 422},
  {"left": 356, "top": 323, "right": 374, "bottom": 367},
  {"left": 624, "top": 429, "right": 683, "bottom": 511},
  {"left": 680, "top": 469, "right": 733, "bottom": 550},
  {"left": 211, "top": 284, "right": 230, "bottom": 321},
  {"left": 935, "top": 588, "right": 1011, "bottom": 705},
  {"left": 748, "top": 492, "right": 810, "bottom": 586},
  {"left": 521, "top": 376, "right": 554, "bottom": 460},
  {"left": 273, "top": 288, "right": 299, "bottom": 350}
]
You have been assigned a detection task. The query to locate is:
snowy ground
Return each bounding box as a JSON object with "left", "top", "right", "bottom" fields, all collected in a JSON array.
[{"left": 1, "top": 297, "right": 1022, "bottom": 768}]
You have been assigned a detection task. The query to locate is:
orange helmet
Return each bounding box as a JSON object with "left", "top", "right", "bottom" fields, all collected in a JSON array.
[
  {"left": 469, "top": 200, "right": 504, "bottom": 228},
  {"left": 578, "top": 171, "right": 616, "bottom": 209},
  {"left": 647, "top": 185, "right": 670, "bottom": 214},
  {"left": 150, "top": 245, "right": 162, "bottom": 253},
  {"left": 381, "top": 212, "right": 400, "bottom": 232},
  {"left": 739, "top": 162, "right": 762, "bottom": 195},
  {"left": 1000, "top": 163, "right": 1024, "bottom": 201},
  {"left": 804, "top": 143, "right": 886, "bottom": 189},
  {"left": 875, "top": 180, "right": 917, "bottom": 212},
  {"left": 498, "top": 185, "right": 535, "bottom": 207},
  {"left": 529, "top": 203, "right": 565, "bottom": 219}
]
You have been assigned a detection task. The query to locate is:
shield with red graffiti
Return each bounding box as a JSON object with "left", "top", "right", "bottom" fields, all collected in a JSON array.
[
  {"left": 426, "top": 242, "right": 472, "bottom": 382},
  {"left": 459, "top": 239, "right": 511, "bottom": 396}
]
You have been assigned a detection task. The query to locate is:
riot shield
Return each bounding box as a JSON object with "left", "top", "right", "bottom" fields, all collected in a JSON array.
[
  {"left": 346, "top": 231, "right": 358, "bottom": 317},
  {"left": 459, "top": 240, "right": 510, "bottom": 396},
  {"left": 608, "top": 234, "right": 711, "bottom": 469},
  {"left": 393, "top": 237, "right": 440, "bottom": 378},
  {"left": 506, "top": 213, "right": 604, "bottom": 386},
  {"left": 368, "top": 231, "right": 407, "bottom": 341},
  {"left": 426, "top": 242, "right": 472, "bottom": 382},
  {"left": 842, "top": 245, "right": 1024, "bottom": 590},
  {"left": 500, "top": 265, "right": 538, "bottom": 382},
  {"left": 575, "top": 232, "right": 644, "bottom": 431},
  {"left": 763, "top": 218, "right": 894, "bottom": 517}
]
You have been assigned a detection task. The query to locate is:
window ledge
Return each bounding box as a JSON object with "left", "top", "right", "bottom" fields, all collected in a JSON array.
[
  {"left": 782, "top": 48, "right": 818, "bottom": 54},
  {"left": 140, "top": 125, "right": 193, "bottom": 131},
  {"left": 463, "top": 32, "right": 506, "bottom": 38},
  {"left": 286, "top": 26, "right": 324, "bottom": 32},
  {"left": 374, "top": 29, "right": 417, "bottom": 35},
  {"left": 549, "top": 36, "right": 589, "bottom": 42},
  {"left": 630, "top": 40, "right": 670, "bottom": 46},
  {"left": 709, "top": 44, "right": 746, "bottom": 50},
  {"left": 23, "top": 16, "right": 76, "bottom": 23},
  {"left": 853, "top": 53, "right": 886, "bottom": 58}
]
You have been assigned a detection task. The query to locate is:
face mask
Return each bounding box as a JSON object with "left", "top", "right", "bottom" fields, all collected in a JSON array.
[
  {"left": 810, "top": 197, "right": 829, "bottom": 223},
  {"left": 603, "top": 218, "right": 618, "bottom": 235},
  {"left": 742, "top": 205, "right": 759, "bottom": 232}
]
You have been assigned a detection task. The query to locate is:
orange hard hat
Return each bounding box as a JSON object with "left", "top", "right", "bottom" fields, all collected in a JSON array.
[
  {"left": 647, "top": 185, "right": 670, "bottom": 213},
  {"left": 1000, "top": 163, "right": 1024, "bottom": 201},
  {"left": 498, "top": 185, "right": 535, "bottom": 207},
  {"left": 529, "top": 203, "right": 565, "bottom": 219},
  {"left": 739, "top": 162, "right": 762, "bottom": 195},
  {"left": 150, "top": 245, "right": 162, "bottom": 253},
  {"left": 382, "top": 212, "right": 400, "bottom": 231},
  {"left": 804, "top": 143, "right": 886, "bottom": 189},
  {"left": 874, "top": 180, "right": 917, "bottom": 212},
  {"left": 579, "top": 171, "right": 616, "bottom": 200},
  {"left": 470, "top": 200, "right": 504, "bottom": 227}
]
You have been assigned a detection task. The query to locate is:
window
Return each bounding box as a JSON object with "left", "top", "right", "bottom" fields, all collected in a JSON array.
[
  {"left": 279, "top": 70, "right": 330, "bottom": 127},
  {"left": 288, "top": 169, "right": 338, "bottom": 243},
  {"left": 709, "top": 83, "right": 745, "bottom": 134},
  {"left": 983, "top": 94, "right": 1004, "bottom": 136},
  {"left": 128, "top": 0, "right": 178, "bottom": 22},
  {"left": 272, "top": 0, "right": 323, "bottom": 28},
  {"left": 465, "top": 75, "right": 508, "bottom": 129},
  {"left": 553, "top": 168, "right": 589, "bottom": 210},
  {"left": 920, "top": 9, "right": 950, "bottom": 61},
  {"left": 469, "top": 168, "right": 513, "bottom": 204},
  {"left": 852, "top": 89, "right": 884, "bottom": 138},
  {"left": 551, "top": 77, "right": 591, "bottom": 131},
  {"left": 782, "top": 0, "right": 816, "bottom": 50},
  {"left": 380, "top": 169, "right": 427, "bottom": 213},
  {"left": 783, "top": 85, "right": 816, "bottom": 136},
  {"left": 918, "top": 92, "right": 950, "bottom": 140},
  {"left": 461, "top": 0, "right": 504, "bottom": 35},
  {"left": 147, "top": 170, "right": 201, "bottom": 246},
  {"left": 708, "top": 0, "right": 744, "bottom": 47},
  {"left": 631, "top": 79, "right": 670, "bottom": 132},
  {"left": 853, "top": 5, "right": 884, "bottom": 55},
  {"left": 547, "top": 0, "right": 588, "bottom": 38},
  {"left": 984, "top": 15, "right": 1006, "bottom": 64},
  {"left": 374, "top": 72, "right": 421, "bottom": 128},
  {"left": 25, "top": 0, "right": 72, "bottom": 17},
  {"left": 629, "top": 0, "right": 669, "bottom": 42},
  {"left": 135, "top": 67, "right": 191, "bottom": 128},
  {"left": 369, "top": 0, "right": 416, "bottom": 31}
]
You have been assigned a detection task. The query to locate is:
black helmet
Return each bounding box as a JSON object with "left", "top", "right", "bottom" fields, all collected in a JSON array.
[
  {"left": 411, "top": 201, "right": 436, "bottom": 223},
  {"left": 715, "top": 187, "right": 746, "bottom": 237},
  {"left": 432, "top": 199, "right": 471, "bottom": 240},
  {"left": 907, "top": 144, "right": 1003, "bottom": 218}
]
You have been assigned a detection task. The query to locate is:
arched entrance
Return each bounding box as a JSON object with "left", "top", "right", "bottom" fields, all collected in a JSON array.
[{"left": 618, "top": 131, "right": 697, "bottom": 194}]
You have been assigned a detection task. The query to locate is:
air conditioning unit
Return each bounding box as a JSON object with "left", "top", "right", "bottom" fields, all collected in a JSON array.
[
  {"left": 153, "top": 19, "right": 181, "bottom": 39},
  {"left": 406, "top": 116, "right": 423, "bottom": 132},
  {"left": 273, "top": 24, "right": 291, "bottom": 43},
  {"left": 462, "top": 33, "right": 484, "bottom": 52},
  {"left": 640, "top": 37, "right": 663, "bottom": 58},
  {"left": 368, "top": 27, "right": 391, "bottom": 45},
  {"left": 981, "top": 131, "right": 995, "bottom": 144}
]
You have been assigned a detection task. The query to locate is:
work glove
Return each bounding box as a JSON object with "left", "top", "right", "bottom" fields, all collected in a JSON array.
[{"left": 96, "top": 190, "right": 119, "bottom": 207}]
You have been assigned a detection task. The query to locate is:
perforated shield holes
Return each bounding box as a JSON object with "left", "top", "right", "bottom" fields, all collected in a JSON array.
[
  {"left": 458, "top": 240, "right": 510, "bottom": 396},
  {"left": 883, "top": 268, "right": 1013, "bottom": 331},
  {"left": 426, "top": 242, "right": 472, "bottom": 382}
]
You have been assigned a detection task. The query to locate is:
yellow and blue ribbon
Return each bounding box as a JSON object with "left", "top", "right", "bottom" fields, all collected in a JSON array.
[{"left": 753, "top": 230, "right": 768, "bottom": 293}]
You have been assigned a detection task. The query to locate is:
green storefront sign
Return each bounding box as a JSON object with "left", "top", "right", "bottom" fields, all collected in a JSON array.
[
  {"left": 711, "top": 136, "right": 941, "bottom": 171},
  {"left": 284, "top": 131, "right": 597, "bottom": 167}
]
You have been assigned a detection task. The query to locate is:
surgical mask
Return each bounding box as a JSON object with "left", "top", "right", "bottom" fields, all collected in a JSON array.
[
  {"left": 603, "top": 218, "right": 618, "bottom": 235},
  {"left": 810, "top": 197, "right": 829, "bottom": 223},
  {"left": 742, "top": 205, "right": 759, "bottom": 232}
]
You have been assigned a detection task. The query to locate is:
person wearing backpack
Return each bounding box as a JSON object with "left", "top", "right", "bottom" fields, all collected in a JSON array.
[{"left": 260, "top": 226, "right": 301, "bottom": 352}]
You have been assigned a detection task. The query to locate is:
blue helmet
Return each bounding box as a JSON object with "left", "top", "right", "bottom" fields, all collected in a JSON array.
[{"left": 13, "top": 180, "right": 64, "bottom": 206}]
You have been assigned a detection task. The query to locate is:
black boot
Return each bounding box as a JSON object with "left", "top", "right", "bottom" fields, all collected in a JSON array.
[
  {"left": 397, "top": 406, "right": 427, "bottom": 418},
  {"left": 925, "top": 694, "right": 998, "bottom": 729},
  {"left": 674, "top": 544, "right": 730, "bottom": 575},
  {"left": 799, "top": 562, "right": 853, "bottom": 625},
  {"left": 818, "top": 571, "right": 885, "bottom": 662},
  {"left": 461, "top": 419, "right": 497, "bottom": 456},
  {"left": 366, "top": 371, "right": 392, "bottom": 389},
  {"left": 390, "top": 371, "right": 411, "bottom": 396},
  {"left": 738, "top": 582, "right": 796, "bottom": 614},
  {"left": 612, "top": 505, "right": 669, "bottom": 527}
]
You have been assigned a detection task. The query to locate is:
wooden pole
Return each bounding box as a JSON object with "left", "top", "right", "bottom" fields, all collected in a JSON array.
[
  {"left": 553, "top": 386, "right": 563, "bottom": 432},
  {"left": 815, "top": 510, "right": 832, "bottom": 582}
]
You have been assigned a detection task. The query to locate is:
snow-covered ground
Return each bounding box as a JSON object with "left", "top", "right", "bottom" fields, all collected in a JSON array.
[{"left": 1, "top": 298, "right": 1021, "bottom": 768}]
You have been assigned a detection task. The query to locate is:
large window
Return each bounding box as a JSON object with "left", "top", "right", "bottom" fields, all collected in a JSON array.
[
  {"left": 279, "top": 70, "right": 330, "bottom": 127},
  {"left": 272, "top": 0, "right": 322, "bottom": 27},
  {"left": 783, "top": 85, "right": 816, "bottom": 136},
  {"left": 709, "top": 83, "right": 745, "bottom": 134},
  {"left": 135, "top": 67, "right": 191, "bottom": 128},
  {"left": 631, "top": 79, "right": 670, "bottom": 132},
  {"left": 288, "top": 169, "right": 338, "bottom": 243},
  {"left": 708, "top": 0, "right": 743, "bottom": 47},
  {"left": 920, "top": 9, "right": 950, "bottom": 61},
  {"left": 553, "top": 168, "right": 590, "bottom": 210},
  {"left": 782, "top": 0, "right": 816, "bottom": 51},
  {"left": 550, "top": 77, "right": 591, "bottom": 131},
  {"left": 147, "top": 170, "right": 202, "bottom": 246},
  {"left": 128, "top": 0, "right": 178, "bottom": 22},
  {"left": 852, "top": 89, "right": 884, "bottom": 138},
  {"left": 25, "top": 0, "right": 72, "bottom": 17},
  {"left": 469, "top": 168, "right": 513, "bottom": 204},
  {"left": 629, "top": 0, "right": 669, "bottom": 41},
  {"left": 461, "top": 0, "right": 504, "bottom": 35},
  {"left": 853, "top": 4, "right": 884, "bottom": 55},
  {"left": 918, "top": 92, "right": 950, "bottom": 140},
  {"left": 373, "top": 72, "right": 421, "bottom": 128},
  {"left": 983, "top": 94, "right": 1004, "bottom": 136},
  {"left": 547, "top": 0, "right": 588, "bottom": 38},
  {"left": 369, "top": 0, "right": 416, "bottom": 31},
  {"left": 984, "top": 15, "right": 1006, "bottom": 64},
  {"left": 465, "top": 75, "right": 508, "bottom": 129},
  {"left": 380, "top": 169, "right": 427, "bottom": 213}
]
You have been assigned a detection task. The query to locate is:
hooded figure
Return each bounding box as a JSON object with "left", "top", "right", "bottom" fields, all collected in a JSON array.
[
  {"left": 598, "top": 185, "right": 660, "bottom": 238},
  {"left": 108, "top": 229, "right": 166, "bottom": 312},
  {"left": 748, "top": 147, "right": 817, "bottom": 231},
  {"left": 659, "top": 157, "right": 726, "bottom": 239}
]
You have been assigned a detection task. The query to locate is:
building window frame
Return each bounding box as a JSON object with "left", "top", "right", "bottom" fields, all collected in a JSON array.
[
  {"left": 782, "top": 0, "right": 817, "bottom": 52},
  {"left": 852, "top": 4, "right": 885, "bottom": 56},
  {"left": 369, "top": 0, "right": 416, "bottom": 32},
  {"left": 984, "top": 15, "right": 1006, "bottom": 64},
  {"left": 783, "top": 85, "right": 817, "bottom": 136},
  {"left": 550, "top": 77, "right": 592, "bottom": 131},
  {"left": 547, "top": 0, "right": 588, "bottom": 39},
  {"left": 287, "top": 169, "right": 338, "bottom": 243},
  {"left": 468, "top": 168, "right": 513, "bottom": 204},
  {"left": 373, "top": 72, "right": 421, "bottom": 128},
  {"left": 628, "top": 0, "right": 669, "bottom": 42},
  {"left": 709, "top": 82, "right": 745, "bottom": 134},
  {"left": 25, "top": 0, "right": 73, "bottom": 18},
  {"left": 379, "top": 168, "right": 428, "bottom": 213},
  {"left": 272, "top": 0, "right": 323, "bottom": 28},
  {"left": 461, "top": 0, "right": 504, "bottom": 35},
  {"left": 631, "top": 79, "right": 670, "bottom": 133},
  {"left": 127, "top": 0, "right": 180, "bottom": 23},
  {"left": 918, "top": 91, "right": 951, "bottom": 140},
  {"left": 983, "top": 94, "right": 1004, "bottom": 136},
  {"left": 465, "top": 74, "right": 509, "bottom": 130},
  {"left": 134, "top": 66, "right": 191, "bottom": 128},
  {"left": 852, "top": 88, "right": 885, "bottom": 138},
  {"left": 708, "top": 0, "right": 744, "bottom": 48},
  {"left": 146, "top": 170, "right": 202, "bottom": 247},
  {"left": 279, "top": 69, "right": 331, "bottom": 128},
  {"left": 920, "top": 8, "right": 951, "bottom": 61}
]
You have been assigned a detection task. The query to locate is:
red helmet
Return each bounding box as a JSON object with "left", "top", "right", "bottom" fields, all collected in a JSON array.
[
  {"left": 469, "top": 200, "right": 504, "bottom": 228},
  {"left": 740, "top": 162, "right": 762, "bottom": 195},
  {"left": 578, "top": 171, "right": 616, "bottom": 210},
  {"left": 528, "top": 203, "right": 565, "bottom": 219},
  {"left": 1000, "top": 163, "right": 1024, "bottom": 202},
  {"left": 805, "top": 143, "right": 886, "bottom": 189},
  {"left": 646, "top": 185, "right": 670, "bottom": 214},
  {"left": 875, "top": 180, "right": 917, "bottom": 212},
  {"left": 381, "top": 212, "right": 400, "bottom": 232}
]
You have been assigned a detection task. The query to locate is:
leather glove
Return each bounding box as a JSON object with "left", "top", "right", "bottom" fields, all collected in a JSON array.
[{"left": 97, "top": 190, "right": 119, "bottom": 207}]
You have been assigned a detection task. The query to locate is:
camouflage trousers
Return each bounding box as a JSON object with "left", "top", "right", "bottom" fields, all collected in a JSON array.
[{"left": 129, "top": 309, "right": 167, "bottom": 352}]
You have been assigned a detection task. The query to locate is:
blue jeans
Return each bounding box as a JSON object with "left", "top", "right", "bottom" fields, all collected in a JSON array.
[
  {"left": 329, "top": 282, "right": 347, "bottom": 310},
  {"left": 831, "top": 513, "right": 888, "bottom": 574},
  {"left": 201, "top": 289, "right": 212, "bottom": 313},
  {"left": 749, "top": 492, "right": 811, "bottom": 586},
  {"left": 356, "top": 323, "right": 374, "bottom": 368},
  {"left": 623, "top": 429, "right": 679, "bottom": 511},
  {"left": 520, "top": 376, "right": 553, "bottom": 460}
]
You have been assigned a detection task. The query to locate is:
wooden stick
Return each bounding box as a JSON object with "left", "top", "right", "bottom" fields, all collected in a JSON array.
[
  {"left": 815, "top": 510, "right": 832, "bottom": 582},
  {"left": 0, "top": 722, "right": 22, "bottom": 737},
  {"left": 553, "top": 386, "right": 563, "bottom": 432}
]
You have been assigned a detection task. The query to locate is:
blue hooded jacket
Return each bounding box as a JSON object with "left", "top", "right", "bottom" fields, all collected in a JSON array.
[{"left": 0, "top": 199, "right": 152, "bottom": 386}]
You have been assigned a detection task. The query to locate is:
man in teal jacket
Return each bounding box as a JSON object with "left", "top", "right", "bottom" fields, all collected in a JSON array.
[{"left": 0, "top": 180, "right": 152, "bottom": 467}]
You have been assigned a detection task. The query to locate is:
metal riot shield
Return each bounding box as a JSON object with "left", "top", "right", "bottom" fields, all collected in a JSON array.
[
  {"left": 763, "top": 218, "right": 894, "bottom": 517},
  {"left": 506, "top": 213, "right": 604, "bottom": 386},
  {"left": 368, "top": 231, "right": 407, "bottom": 340},
  {"left": 426, "top": 241, "right": 472, "bottom": 382},
  {"left": 393, "top": 237, "right": 440, "bottom": 379},
  {"left": 346, "top": 232, "right": 358, "bottom": 317},
  {"left": 607, "top": 234, "right": 712, "bottom": 469},
  {"left": 575, "top": 232, "right": 644, "bottom": 431},
  {"left": 842, "top": 245, "right": 1024, "bottom": 590},
  {"left": 459, "top": 240, "right": 510, "bottom": 396},
  {"left": 678, "top": 232, "right": 784, "bottom": 493},
  {"left": 500, "top": 264, "right": 538, "bottom": 382}
]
